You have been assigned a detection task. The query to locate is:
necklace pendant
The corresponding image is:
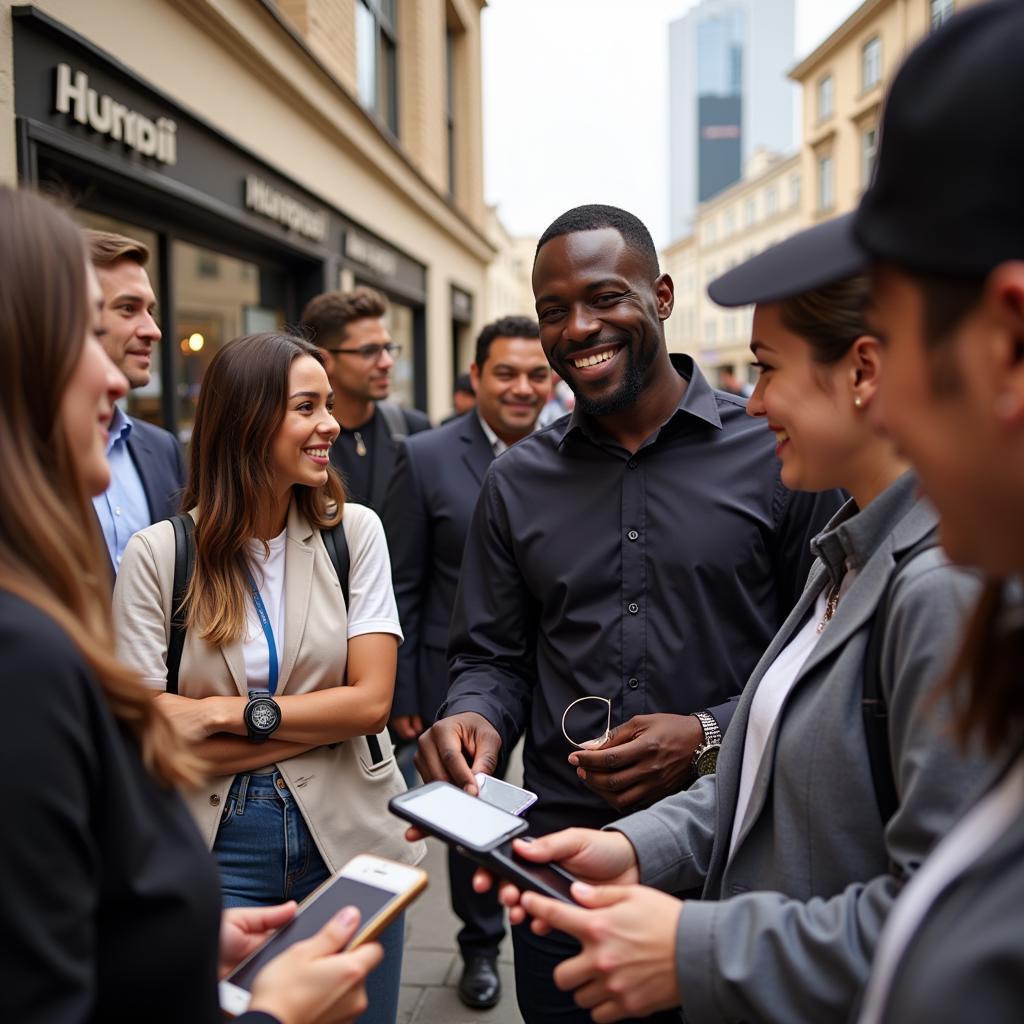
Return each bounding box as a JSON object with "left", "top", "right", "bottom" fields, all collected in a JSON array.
[{"left": 354, "top": 430, "right": 367, "bottom": 457}]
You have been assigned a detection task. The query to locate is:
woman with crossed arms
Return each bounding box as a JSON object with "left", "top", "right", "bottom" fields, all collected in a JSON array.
[
  {"left": 468, "top": 225, "right": 990, "bottom": 1024},
  {"left": 113, "top": 331, "right": 423, "bottom": 1024}
]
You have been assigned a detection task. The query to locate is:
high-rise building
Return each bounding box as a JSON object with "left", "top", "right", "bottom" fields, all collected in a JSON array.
[{"left": 669, "top": 0, "right": 797, "bottom": 240}]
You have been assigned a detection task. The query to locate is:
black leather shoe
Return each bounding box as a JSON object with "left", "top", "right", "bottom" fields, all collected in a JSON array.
[{"left": 457, "top": 954, "right": 501, "bottom": 1009}]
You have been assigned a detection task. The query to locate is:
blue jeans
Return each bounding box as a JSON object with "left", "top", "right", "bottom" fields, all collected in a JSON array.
[{"left": 214, "top": 771, "right": 404, "bottom": 1024}]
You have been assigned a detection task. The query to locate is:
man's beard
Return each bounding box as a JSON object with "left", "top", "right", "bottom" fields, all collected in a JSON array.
[{"left": 559, "top": 341, "right": 649, "bottom": 417}]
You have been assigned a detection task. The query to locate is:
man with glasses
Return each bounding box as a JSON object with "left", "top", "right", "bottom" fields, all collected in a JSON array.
[{"left": 301, "top": 285, "right": 430, "bottom": 509}]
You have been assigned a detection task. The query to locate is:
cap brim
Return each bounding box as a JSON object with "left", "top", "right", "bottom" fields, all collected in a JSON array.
[{"left": 707, "top": 213, "right": 868, "bottom": 307}]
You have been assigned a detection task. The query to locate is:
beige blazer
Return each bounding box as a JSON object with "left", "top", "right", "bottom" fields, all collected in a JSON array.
[{"left": 112, "top": 500, "right": 424, "bottom": 872}]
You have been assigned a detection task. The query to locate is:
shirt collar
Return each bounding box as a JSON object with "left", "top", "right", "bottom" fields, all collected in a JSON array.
[
  {"left": 107, "top": 405, "right": 132, "bottom": 453},
  {"left": 810, "top": 470, "right": 920, "bottom": 584},
  {"left": 554, "top": 353, "right": 722, "bottom": 450},
  {"left": 476, "top": 411, "right": 507, "bottom": 456}
]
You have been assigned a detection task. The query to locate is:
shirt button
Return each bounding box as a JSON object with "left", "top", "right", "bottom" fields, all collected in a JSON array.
[
  {"left": 627, "top": 529, "right": 639, "bottom": 541},
  {"left": 627, "top": 458, "right": 638, "bottom": 470},
  {"left": 209, "top": 794, "right": 220, "bottom": 806},
  {"left": 627, "top": 601, "right": 639, "bottom": 614},
  {"left": 115, "top": 507, "right": 122, "bottom": 516},
  {"left": 627, "top": 677, "right": 639, "bottom": 689}
]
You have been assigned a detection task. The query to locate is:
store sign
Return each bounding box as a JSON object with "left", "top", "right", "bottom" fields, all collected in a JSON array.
[
  {"left": 244, "top": 175, "right": 328, "bottom": 243},
  {"left": 344, "top": 229, "right": 398, "bottom": 279},
  {"left": 54, "top": 63, "right": 177, "bottom": 165}
]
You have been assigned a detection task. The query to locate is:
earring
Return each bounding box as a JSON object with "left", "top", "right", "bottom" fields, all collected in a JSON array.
[{"left": 853, "top": 394, "right": 863, "bottom": 409}]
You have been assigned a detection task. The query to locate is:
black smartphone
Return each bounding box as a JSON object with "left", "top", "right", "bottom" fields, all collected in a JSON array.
[{"left": 389, "top": 780, "right": 579, "bottom": 904}]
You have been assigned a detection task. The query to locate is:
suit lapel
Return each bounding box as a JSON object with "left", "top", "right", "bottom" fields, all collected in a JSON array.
[
  {"left": 277, "top": 502, "right": 314, "bottom": 695},
  {"left": 708, "top": 561, "right": 830, "bottom": 883},
  {"left": 370, "top": 416, "right": 399, "bottom": 510},
  {"left": 726, "top": 524, "right": 914, "bottom": 860},
  {"left": 220, "top": 643, "right": 249, "bottom": 697},
  {"left": 461, "top": 415, "right": 494, "bottom": 486},
  {"left": 126, "top": 423, "right": 159, "bottom": 521}
]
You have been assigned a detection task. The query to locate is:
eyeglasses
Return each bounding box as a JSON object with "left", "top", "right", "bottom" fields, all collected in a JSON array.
[
  {"left": 325, "top": 342, "right": 402, "bottom": 361},
  {"left": 561, "top": 695, "right": 612, "bottom": 750}
]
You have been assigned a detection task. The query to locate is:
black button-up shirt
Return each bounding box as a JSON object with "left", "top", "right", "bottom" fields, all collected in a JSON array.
[{"left": 442, "top": 356, "right": 844, "bottom": 834}]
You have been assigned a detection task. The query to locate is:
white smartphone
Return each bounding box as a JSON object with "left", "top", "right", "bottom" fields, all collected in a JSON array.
[
  {"left": 219, "top": 854, "right": 428, "bottom": 1017},
  {"left": 474, "top": 772, "right": 538, "bottom": 816}
]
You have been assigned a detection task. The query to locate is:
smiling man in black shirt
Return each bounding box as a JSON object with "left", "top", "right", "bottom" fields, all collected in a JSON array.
[{"left": 414, "top": 205, "right": 842, "bottom": 1024}]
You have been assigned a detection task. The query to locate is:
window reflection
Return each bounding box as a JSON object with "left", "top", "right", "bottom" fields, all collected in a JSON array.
[{"left": 174, "top": 240, "right": 285, "bottom": 440}]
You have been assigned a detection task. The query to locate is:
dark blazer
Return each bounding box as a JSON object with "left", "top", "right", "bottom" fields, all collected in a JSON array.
[
  {"left": 0, "top": 589, "right": 276, "bottom": 1023},
  {"left": 125, "top": 416, "right": 186, "bottom": 521},
  {"left": 330, "top": 403, "right": 431, "bottom": 512},
  {"left": 383, "top": 412, "right": 493, "bottom": 722}
]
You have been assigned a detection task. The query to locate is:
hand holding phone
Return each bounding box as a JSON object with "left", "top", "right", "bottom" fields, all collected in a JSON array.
[
  {"left": 220, "top": 854, "right": 427, "bottom": 1016},
  {"left": 389, "top": 781, "right": 579, "bottom": 904}
]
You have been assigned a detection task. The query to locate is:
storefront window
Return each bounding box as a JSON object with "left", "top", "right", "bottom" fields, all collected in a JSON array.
[
  {"left": 173, "top": 240, "right": 286, "bottom": 440},
  {"left": 384, "top": 298, "right": 415, "bottom": 409},
  {"left": 72, "top": 210, "right": 164, "bottom": 428}
]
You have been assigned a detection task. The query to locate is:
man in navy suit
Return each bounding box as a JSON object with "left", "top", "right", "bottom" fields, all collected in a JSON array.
[
  {"left": 383, "top": 316, "right": 552, "bottom": 1008},
  {"left": 86, "top": 231, "right": 185, "bottom": 570}
]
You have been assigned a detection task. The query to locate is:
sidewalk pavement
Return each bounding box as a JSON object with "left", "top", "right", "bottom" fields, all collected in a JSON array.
[{"left": 397, "top": 745, "right": 524, "bottom": 1024}]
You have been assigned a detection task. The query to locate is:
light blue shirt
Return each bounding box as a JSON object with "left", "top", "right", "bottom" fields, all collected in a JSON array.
[{"left": 92, "top": 406, "right": 151, "bottom": 568}]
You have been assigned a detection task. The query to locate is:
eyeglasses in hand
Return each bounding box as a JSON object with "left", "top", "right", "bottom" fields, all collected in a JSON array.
[
  {"left": 561, "top": 695, "right": 612, "bottom": 750},
  {"left": 326, "top": 342, "right": 402, "bottom": 361}
]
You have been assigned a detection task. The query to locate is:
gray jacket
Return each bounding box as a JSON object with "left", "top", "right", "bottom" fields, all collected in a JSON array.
[
  {"left": 614, "top": 473, "right": 990, "bottom": 1023},
  {"left": 869, "top": 753, "right": 1024, "bottom": 1023}
]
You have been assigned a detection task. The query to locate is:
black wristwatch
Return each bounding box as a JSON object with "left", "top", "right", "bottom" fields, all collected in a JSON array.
[
  {"left": 692, "top": 710, "right": 722, "bottom": 778},
  {"left": 244, "top": 689, "right": 281, "bottom": 743}
]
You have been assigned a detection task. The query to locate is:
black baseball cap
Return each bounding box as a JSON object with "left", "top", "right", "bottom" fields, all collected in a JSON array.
[{"left": 709, "top": 0, "right": 1024, "bottom": 308}]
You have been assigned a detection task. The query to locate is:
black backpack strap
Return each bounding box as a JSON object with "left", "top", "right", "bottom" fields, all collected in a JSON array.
[
  {"left": 322, "top": 517, "right": 384, "bottom": 765},
  {"left": 375, "top": 399, "right": 408, "bottom": 441},
  {"left": 322, "top": 520, "right": 350, "bottom": 609},
  {"left": 862, "top": 530, "right": 939, "bottom": 825},
  {"left": 167, "top": 514, "right": 195, "bottom": 695}
]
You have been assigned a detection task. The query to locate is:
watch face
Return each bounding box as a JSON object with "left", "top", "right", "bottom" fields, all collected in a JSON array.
[
  {"left": 248, "top": 699, "right": 280, "bottom": 734},
  {"left": 695, "top": 743, "right": 720, "bottom": 777}
]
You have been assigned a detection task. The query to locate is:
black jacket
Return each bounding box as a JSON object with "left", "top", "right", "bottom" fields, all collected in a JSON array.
[
  {"left": 382, "top": 412, "right": 494, "bottom": 721},
  {"left": 0, "top": 591, "right": 273, "bottom": 1023}
]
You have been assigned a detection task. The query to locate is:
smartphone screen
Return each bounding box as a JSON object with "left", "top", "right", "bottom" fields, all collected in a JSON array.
[
  {"left": 475, "top": 774, "right": 538, "bottom": 816},
  {"left": 226, "top": 875, "right": 397, "bottom": 993},
  {"left": 396, "top": 782, "right": 526, "bottom": 848}
]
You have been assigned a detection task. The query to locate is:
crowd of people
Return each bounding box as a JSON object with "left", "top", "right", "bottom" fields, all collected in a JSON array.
[{"left": 2, "top": 2, "right": 1023, "bottom": 1022}]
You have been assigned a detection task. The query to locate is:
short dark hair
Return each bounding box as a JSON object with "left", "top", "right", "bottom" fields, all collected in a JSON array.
[
  {"left": 910, "top": 271, "right": 986, "bottom": 397},
  {"left": 536, "top": 205, "right": 659, "bottom": 279},
  {"left": 474, "top": 315, "right": 540, "bottom": 368},
  {"left": 300, "top": 286, "right": 388, "bottom": 347},
  {"left": 453, "top": 372, "right": 474, "bottom": 396}
]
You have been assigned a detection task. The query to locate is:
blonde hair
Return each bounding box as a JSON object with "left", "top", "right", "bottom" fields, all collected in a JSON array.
[{"left": 84, "top": 228, "right": 150, "bottom": 268}]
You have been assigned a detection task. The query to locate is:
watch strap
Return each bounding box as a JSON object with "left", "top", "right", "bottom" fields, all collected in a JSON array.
[{"left": 693, "top": 710, "right": 722, "bottom": 747}]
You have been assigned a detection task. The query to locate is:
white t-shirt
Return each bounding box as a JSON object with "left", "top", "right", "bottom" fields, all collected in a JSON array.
[
  {"left": 243, "top": 528, "right": 287, "bottom": 691},
  {"left": 729, "top": 567, "right": 858, "bottom": 857}
]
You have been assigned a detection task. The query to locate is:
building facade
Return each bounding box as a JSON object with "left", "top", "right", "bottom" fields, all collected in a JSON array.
[
  {"left": 663, "top": 150, "right": 802, "bottom": 386},
  {"left": 0, "top": 0, "right": 492, "bottom": 432},
  {"left": 790, "top": 0, "right": 981, "bottom": 225},
  {"left": 668, "top": 0, "right": 797, "bottom": 239}
]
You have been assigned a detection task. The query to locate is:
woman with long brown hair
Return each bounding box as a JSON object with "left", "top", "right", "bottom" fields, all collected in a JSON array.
[
  {"left": 113, "top": 330, "right": 421, "bottom": 1024},
  {"left": 0, "top": 185, "right": 382, "bottom": 1023}
]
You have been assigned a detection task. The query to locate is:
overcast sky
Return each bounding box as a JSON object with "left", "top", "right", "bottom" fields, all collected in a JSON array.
[{"left": 481, "top": 0, "right": 862, "bottom": 249}]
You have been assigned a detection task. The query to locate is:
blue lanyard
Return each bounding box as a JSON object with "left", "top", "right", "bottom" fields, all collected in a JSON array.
[{"left": 246, "top": 573, "right": 279, "bottom": 696}]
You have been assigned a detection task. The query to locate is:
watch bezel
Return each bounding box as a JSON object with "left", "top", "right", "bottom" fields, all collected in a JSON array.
[
  {"left": 244, "top": 695, "right": 281, "bottom": 742},
  {"left": 693, "top": 741, "right": 721, "bottom": 777}
]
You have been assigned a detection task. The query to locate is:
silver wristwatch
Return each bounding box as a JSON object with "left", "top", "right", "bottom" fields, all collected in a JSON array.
[{"left": 692, "top": 710, "right": 722, "bottom": 778}]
